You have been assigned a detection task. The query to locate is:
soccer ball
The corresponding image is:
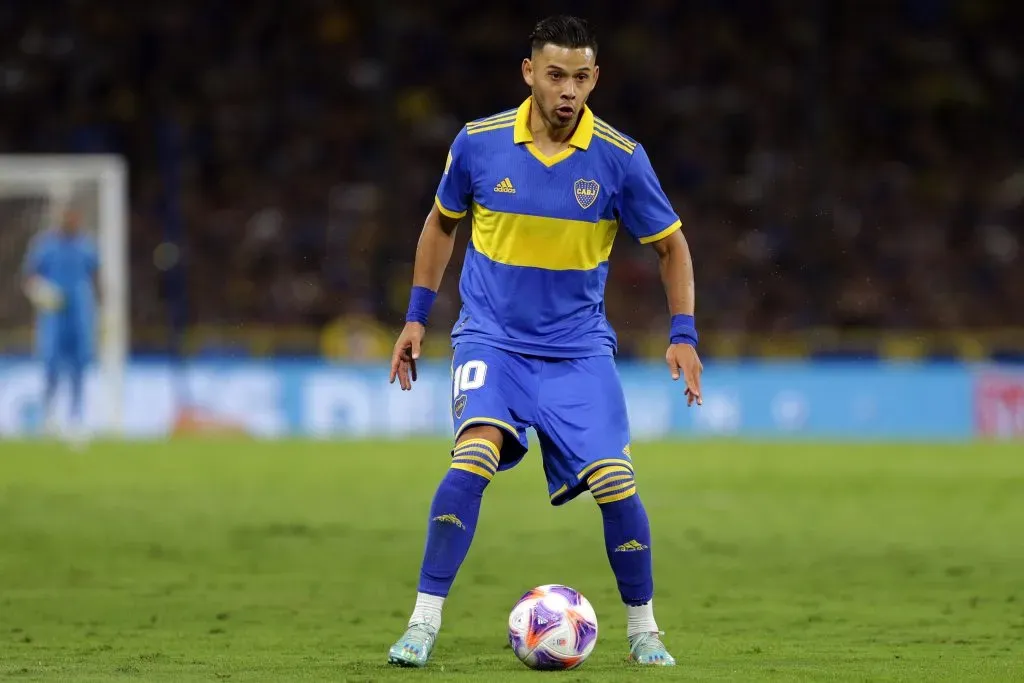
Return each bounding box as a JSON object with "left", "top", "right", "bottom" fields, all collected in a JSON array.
[{"left": 508, "top": 584, "right": 598, "bottom": 670}]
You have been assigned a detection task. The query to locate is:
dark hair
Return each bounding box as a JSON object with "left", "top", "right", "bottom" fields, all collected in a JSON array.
[{"left": 529, "top": 15, "right": 597, "bottom": 55}]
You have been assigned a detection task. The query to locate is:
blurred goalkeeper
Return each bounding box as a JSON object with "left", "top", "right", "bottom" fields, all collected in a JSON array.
[
  {"left": 22, "top": 207, "right": 99, "bottom": 439},
  {"left": 387, "top": 15, "right": 702, "bottom": 669}
]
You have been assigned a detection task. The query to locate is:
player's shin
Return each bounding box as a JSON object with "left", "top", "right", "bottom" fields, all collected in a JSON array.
[
  {"left": 44, "top": 362, "right": 58, "bottom": 407},
  {"left": 412, "top": 438, "right": 500, "bottom": 629},
  {"left": 69, "top": 362, "right": 84, "bottom": 423},
  {"left": 589, "top": 466, "right": 659, "bottom": 637},
  {"left": 42, "top": 361, "right": 59, "bottom": 429}
]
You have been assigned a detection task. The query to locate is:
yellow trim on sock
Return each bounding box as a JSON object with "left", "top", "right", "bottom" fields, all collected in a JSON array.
[
  {"left": 592, "top": 478, "right": 637, "bottom": 499},
  {"left": 578, "top": 458, "right": 633, "bottom": 480},
  {"left": 454, "top": 442, "right": 500, "bottom": 468},
  {"left": 595, "top": 485, "right": 637, "bottom": 504},
  {"left": 450, "top": 462, "right": 495, "bottom": 481},
  {"left": 587, "top": 466, "right": 633, "bottom": 487},
  {"left": 451, "top": 454, "right": 498, "bottom": 473},
  {"left": 590, "top": 476, "right": 636, "bottom": 497}
]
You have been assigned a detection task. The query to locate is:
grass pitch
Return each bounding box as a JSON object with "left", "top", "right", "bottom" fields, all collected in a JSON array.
[{"left": 1, "top": 439, "right": 1022, "bottom": 681}]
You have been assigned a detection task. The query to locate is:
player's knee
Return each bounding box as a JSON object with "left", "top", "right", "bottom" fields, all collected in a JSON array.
[
  {"left": 586, "top": 463, "right": 637, "bottom": 505},
  {"left": 450, "top": 428, "right": 503, "bottom": 483},
  {"left": 458, "top": 424, "right": 504, "bottom": 450}
]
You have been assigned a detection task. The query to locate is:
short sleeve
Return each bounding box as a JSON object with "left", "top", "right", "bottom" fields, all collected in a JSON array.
[
  {"left": 434, "top": 127, "right": 472, "bottom": 219},
  {"left": 617, "top": 144, "right": 681, "bottom": 244}
]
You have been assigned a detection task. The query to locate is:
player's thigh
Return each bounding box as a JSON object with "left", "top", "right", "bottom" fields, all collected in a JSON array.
[
  {"left": 68, "top": 322, "right": 95, "bottom": 366},
  {"left": 450, "top": 343, "right": 535, "bottom": 469},
  {"left": 34, "top": 316, "right": 61, "bottom": 362},
  {"left": 54, "top": 319, "right": 93, "bottom": 368},
  {"left": 535, "top": 355, "right": 633, "bottom": 505}
]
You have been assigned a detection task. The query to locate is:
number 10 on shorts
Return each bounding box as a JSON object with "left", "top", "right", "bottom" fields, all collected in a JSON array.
[{"left": 453, "top": 360, "right": 487, "bottom": 398}]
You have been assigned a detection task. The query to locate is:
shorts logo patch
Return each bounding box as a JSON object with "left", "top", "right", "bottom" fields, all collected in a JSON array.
[
  {"left": 454, "top": 393, "right": 468, "bottom": 419},
  {"left": 573, "top": 178, "right": 600, "bottom": 209}
]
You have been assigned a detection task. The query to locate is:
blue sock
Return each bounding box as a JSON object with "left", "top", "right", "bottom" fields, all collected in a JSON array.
[
  {"left": 69, "top": 362, "right": 84, "bottom": 422},
  {"left": 43, "top": 361, "right": 59, "bottom": 415},
  {"left": 589, "top": 464, "right": 654, "bottom": 605},
  {"left": 417, "top": 438, "right": 500, "bottom": 597}
]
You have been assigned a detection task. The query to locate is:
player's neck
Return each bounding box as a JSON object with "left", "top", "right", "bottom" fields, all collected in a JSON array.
[{"left": 529, "top": 101, "right": 575, "bottom": 153}]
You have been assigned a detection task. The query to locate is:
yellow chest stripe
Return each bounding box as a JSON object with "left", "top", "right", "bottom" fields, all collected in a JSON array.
[{"left": 471, "top": 206, "right": 617, "bottom": 271}]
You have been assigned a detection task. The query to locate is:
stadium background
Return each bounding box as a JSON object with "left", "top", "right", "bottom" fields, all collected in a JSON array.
[
  {"left": 0, "top": 0, "right": 1022, "bottom": 438},
  {"left": 2, "top": 3, "right": 1024, "bottom": 680}
]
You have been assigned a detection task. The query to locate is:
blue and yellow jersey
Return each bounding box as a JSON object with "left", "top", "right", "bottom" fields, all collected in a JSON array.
[{"left": 435, "top": 97, "right": 681, "bottom": 358}]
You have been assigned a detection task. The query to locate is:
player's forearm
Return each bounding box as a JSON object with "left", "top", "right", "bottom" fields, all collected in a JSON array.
[
  {"left": 653, "top": 229, "right": 695, "bottom": 316},
  {"left": 412, "top": 207, "right": 459, "bottom": 292}
]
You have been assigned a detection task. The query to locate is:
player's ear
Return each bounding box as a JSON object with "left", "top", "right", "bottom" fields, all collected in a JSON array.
[
  {"left": 522, "top": 58, "right": 534, "bottom": 87},
  {"left": 592, "top": 64, "right": 599, "bottom": 88}
]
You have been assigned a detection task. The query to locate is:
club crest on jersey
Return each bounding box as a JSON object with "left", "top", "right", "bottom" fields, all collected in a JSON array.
[
  {"left": 454, "top": 393, "right": 468, "bottom": 419},
  {"left": 573, "top": 179, "right": 600, "bottom": 209}
]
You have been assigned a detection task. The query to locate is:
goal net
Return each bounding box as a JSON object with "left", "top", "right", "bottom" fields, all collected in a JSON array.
[{"left": 0, "top": 155, "right": 128, "bottom": 436}]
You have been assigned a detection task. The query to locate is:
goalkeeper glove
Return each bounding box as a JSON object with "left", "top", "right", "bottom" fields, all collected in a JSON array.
[{"left": 25, "top": 277, "right": 64, "bottom": 312}]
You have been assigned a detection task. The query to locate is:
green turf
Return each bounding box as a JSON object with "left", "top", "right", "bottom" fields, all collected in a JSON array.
[{"left": 1, "top": 439, "right": 1022, "bottom": 681}]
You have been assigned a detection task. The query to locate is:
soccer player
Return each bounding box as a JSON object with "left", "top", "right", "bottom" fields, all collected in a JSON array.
[
  {"left": 22, "top": 207, "right": 99, "bottom": 441},
  {"left": 387, "top": 16, "right": 702, "bottom": 668}
]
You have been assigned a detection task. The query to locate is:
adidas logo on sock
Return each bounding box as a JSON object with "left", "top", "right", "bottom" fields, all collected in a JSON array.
[
  {"left": 431, "top": 513, "right": 466, "bottom": 530},
  {"left": 493, "top": 177, "right": 516, "bottom": 193},
  {"left": 614, "top": 539, "right": 649, "bottom": 552}
]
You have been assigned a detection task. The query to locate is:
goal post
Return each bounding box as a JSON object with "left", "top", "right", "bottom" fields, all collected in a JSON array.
[{"left": 0, "top": 155, "right": 129, "bottom": 435}]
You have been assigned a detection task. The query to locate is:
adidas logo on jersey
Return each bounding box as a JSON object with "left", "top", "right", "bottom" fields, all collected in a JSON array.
[
  {"left": 493, "top": 177, "right": 516, "bottom": 193},
  {"left": 614, "top": 539, "right": 649, "bottom": 552}
]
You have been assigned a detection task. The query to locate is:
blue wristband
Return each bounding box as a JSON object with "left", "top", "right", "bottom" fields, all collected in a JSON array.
[
  {"left": 405, "top": 286, "right": 437, "bottom": 325},
  {"left": 669, "top": 314, "right": 698, "bottom": 347}
]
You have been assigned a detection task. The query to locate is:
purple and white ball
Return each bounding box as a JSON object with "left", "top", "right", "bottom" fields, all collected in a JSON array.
[{"left": 508, "top": 584, "right": 599, "bottom": 670}]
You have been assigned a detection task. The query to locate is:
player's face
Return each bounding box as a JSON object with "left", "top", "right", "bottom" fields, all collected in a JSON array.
[
  {"left": 60, "top": 210, "right": 82, "bottom": 234},
  {"left": 523, "top": 44, "right": 599, "bottom": 131}
]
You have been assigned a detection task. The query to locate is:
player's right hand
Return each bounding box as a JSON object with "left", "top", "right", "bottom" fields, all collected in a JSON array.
[
  {"left": 25, "top": 277, "right": 64, "bottom": 312},
  {"left": 390, "top": 322, "right": 425, "bottom": 391}
]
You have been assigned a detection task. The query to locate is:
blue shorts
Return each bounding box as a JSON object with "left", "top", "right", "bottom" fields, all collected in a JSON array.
[{"left": 450, "top": 342, "right": 633, "bottom": 506}]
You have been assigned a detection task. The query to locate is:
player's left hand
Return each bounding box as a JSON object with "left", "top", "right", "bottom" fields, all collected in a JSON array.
[
  {"left": 389, "top": 322, "right": 425, "bottom": 391},
  {"left": 666, "top": 343, "right": 703, "bottom": 407}
]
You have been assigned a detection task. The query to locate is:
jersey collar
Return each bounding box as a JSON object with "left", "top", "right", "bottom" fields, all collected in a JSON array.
[{"left": 513, "top": 97, "right": 594, "bottom": 150}]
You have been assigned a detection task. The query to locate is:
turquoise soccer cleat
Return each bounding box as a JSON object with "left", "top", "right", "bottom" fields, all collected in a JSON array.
[
  {"left": 628, "top": 632, "right": 677, "bottom": 666},
  {"left": 387, "top": 623, "right": 438, "bottom": 668}
]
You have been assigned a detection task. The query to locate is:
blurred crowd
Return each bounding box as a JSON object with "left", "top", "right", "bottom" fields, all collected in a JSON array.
[{"left": 1, "top": 0, "right": 1022, "bottom": 357}]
